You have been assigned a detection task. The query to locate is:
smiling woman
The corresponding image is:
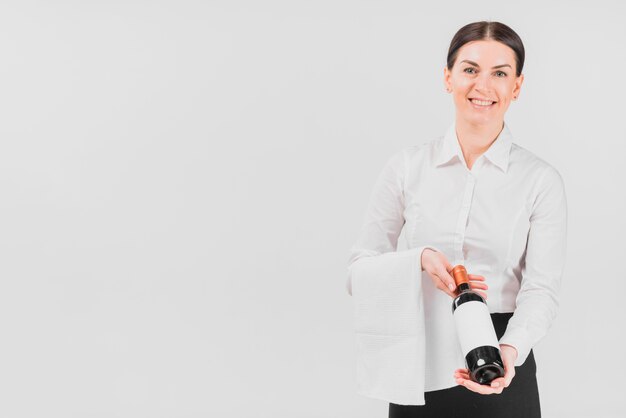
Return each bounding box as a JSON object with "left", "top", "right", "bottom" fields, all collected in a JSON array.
[
  {"left": 442, "top": 23, "right": 525, "bottom": 170},
  {"left": 346, "top": 20, "right": 567, "bottom": 418}
]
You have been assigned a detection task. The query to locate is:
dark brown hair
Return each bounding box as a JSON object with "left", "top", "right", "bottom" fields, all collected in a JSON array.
[{"left": 447, "top": 21, "right": 525, "bottom": 77}]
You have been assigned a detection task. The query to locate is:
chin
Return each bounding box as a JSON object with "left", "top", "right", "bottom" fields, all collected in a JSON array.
[{"left": 461, "top": 113, "right": 496, "bottom": 125}]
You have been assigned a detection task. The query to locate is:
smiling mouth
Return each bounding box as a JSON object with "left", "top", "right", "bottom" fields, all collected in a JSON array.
[{"left": 468, "top": 98, "right": 497, "bottom": 107}]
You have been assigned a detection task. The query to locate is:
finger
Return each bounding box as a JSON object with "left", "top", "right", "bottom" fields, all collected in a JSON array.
[
  {"left": 501, "top": 349, "right": 516, "bottom": 387},
  {"left": 437, "top": 267, "right": 456, "bottom": 292},
  {"left": 454, "top": 371, "right": 471, "bottom": 381},
  {"left": 473, "top": 291, "right": 488, "bottom": 300},
  {"left": 467, "top": 274, "right": 485, "bottom": 281},
  {"left": 469, "top": 282, "right": 488, "bottom": 290},
  {"left": 490, "top": 377, "right": 505, "bottom": 389},
  {"left": 470, "top": 284, "right": 488, "bottom": 299},
  {"left": 454, "top": 371, "right": 504, "bottom": 395},
  {"left": 458, "top": 377, "right": 503, "bottom": 395},
  {"left": 433, "top": 273, "right": 456, "bottom": 298},
  {"left": 437, "top": 285, "right": 456, "bottom": 298},
  {"left": 455, "top": 370, "right": 504, "bottom": 394},
  {"left": 504, "top": 364, "right": 516, "bottom": 387},
  {"left": 469, "top": 283, "right": 488, "bottom": 298}
]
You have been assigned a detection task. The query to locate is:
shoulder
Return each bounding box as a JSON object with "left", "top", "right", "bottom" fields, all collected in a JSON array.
[
  {"left": 510, "top": 143, "right": 566, "bottom": 205},
  {"left": 510, "top": 142, "right": 565, "bottom": 185},
  {"left": 382, "top": 136, "right": 439, "bottom": 170},
  {"left": 397, "top": 136, "right": 441, "bottom": 166},
  {"left": 379, "top": 137, "right": 440, "bottom": 185},
  {"left": 404, "top": 136, "right": 440, "bottom": 157}
]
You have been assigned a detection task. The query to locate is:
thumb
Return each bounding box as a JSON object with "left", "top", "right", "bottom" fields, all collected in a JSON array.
[
  {"left": 437, "top": 266, "right": 456, "bottom": 292},
  {"left": 442, "top": 259, "right": 456, "bottom": 289},
  {"left": 503, "top": 354, "right": 516, "bottom": 387}
]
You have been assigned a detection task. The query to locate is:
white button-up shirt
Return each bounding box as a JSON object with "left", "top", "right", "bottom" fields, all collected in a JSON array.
[{"left": 347, "top": 120, "right": 567, "bottom": 404}]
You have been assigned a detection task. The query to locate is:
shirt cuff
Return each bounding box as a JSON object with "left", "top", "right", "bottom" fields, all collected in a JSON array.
[{"left": 499, "top": 325, "right": 532, "bottom": 367}]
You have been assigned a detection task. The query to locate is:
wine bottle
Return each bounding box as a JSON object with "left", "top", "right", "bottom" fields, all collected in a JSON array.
[{"left": 451, "top": 265, "right": 505, "bottom": 385}]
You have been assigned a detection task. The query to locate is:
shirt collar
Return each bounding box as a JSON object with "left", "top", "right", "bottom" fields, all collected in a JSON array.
[{"left": 435, "top": 120, "right": 513, "bottom": 173}]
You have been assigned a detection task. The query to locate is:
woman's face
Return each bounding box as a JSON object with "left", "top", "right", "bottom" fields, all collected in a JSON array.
[{"left": 444, "top": 40, "right": 524, "bottom": 126}]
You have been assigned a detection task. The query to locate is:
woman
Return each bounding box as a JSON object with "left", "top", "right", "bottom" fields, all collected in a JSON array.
[{"left": 347, "top": 21, "right": 567, "bottom": 417}]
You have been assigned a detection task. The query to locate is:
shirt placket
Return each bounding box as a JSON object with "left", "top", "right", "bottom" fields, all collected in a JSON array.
[{"left": 453, "top": 172, "right": 475, "bottom": 264}]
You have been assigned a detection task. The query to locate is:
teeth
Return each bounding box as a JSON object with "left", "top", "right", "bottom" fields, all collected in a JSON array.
[{"left": 470, "top": 99, "right": 494, "bottom": 106}]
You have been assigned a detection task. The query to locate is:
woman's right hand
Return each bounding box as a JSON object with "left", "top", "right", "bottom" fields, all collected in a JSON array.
[{"left": 420, "top": 248, "right": 488, "bottom": 299}]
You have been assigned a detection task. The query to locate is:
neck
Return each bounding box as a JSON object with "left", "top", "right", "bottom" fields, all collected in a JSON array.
[
  {"left": 454, "top": 117, "right": 504, "bottom": 168},
  {"left": 456, "top": 282, "right": 471, "bottom": 294}
]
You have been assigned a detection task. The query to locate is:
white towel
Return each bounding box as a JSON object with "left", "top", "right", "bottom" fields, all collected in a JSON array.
[{"left": 348, "top": 246, "right": 436, "bottom": 406}]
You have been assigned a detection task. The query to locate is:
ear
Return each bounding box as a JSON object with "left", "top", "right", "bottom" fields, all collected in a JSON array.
[
  {"left": 443, "top": 66, "right": 452, "bottom": 91},
  {"left": 512, "top": 73, "right": 524, "bottom": 98}
]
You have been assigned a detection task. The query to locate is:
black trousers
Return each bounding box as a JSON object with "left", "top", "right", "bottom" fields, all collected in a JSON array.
[{"left": 389, "top": 313, "right": 541, "bottom": 418}]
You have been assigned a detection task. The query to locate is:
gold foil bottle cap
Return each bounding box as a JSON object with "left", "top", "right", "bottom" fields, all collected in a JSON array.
[{"left": 451, "top": 265, "right": 470, "bottom": 287}]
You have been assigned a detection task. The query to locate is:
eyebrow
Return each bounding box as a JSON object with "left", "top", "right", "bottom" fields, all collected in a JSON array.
[{"left": 460, "top": 60, "right": 512, "bottom": 70}]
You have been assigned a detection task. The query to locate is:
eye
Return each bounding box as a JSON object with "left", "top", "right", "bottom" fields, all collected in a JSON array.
[
  {"left": 495, "top": 71, "right": 507, "bottom": 77},
  {"left": 463, "top": 67, "right": 476, "bottom": 74}
]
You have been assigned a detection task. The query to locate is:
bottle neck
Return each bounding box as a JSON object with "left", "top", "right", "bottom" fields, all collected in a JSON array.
[{"left": 456, "top": 282, "right": 471, "bottom": 294}]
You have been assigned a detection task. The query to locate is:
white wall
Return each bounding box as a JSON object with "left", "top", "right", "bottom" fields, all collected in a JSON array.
[{"left": 0, "top": 1, "right": 624, "bottom": 417}]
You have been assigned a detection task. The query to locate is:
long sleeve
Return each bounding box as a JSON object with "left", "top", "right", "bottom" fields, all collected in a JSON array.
[
  {"left": 346, "top": 150, "right": 437, "bottom": 296},
  {"left": 499, "top": 165, "right": 568, "bottom": 366},
  {"left": 346, "top": 150, "right": 438, "bottom": 405}
]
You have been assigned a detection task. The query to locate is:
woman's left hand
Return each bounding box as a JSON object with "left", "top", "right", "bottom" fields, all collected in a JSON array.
[{"left": 454, "top": 344, "right": 518, "bottom": 395}]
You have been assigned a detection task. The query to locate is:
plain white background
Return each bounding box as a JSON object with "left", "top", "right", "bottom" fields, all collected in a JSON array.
[{"left": 0, "top": 1, "right": 625, "bottom": 417}]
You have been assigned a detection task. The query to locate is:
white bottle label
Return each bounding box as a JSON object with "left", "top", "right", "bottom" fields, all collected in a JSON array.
[{"left": 453, "top": 300, "right": 500, "bottom": 357}]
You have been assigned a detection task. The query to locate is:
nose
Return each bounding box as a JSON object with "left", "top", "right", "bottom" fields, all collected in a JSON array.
[{"left": 474, "top": 71, "right": 493, "bottom": 93}]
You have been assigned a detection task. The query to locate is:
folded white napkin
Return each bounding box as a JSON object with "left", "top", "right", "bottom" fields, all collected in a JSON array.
[{"left": 348, "top": 246, "right": 436, "bottom": 406}]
